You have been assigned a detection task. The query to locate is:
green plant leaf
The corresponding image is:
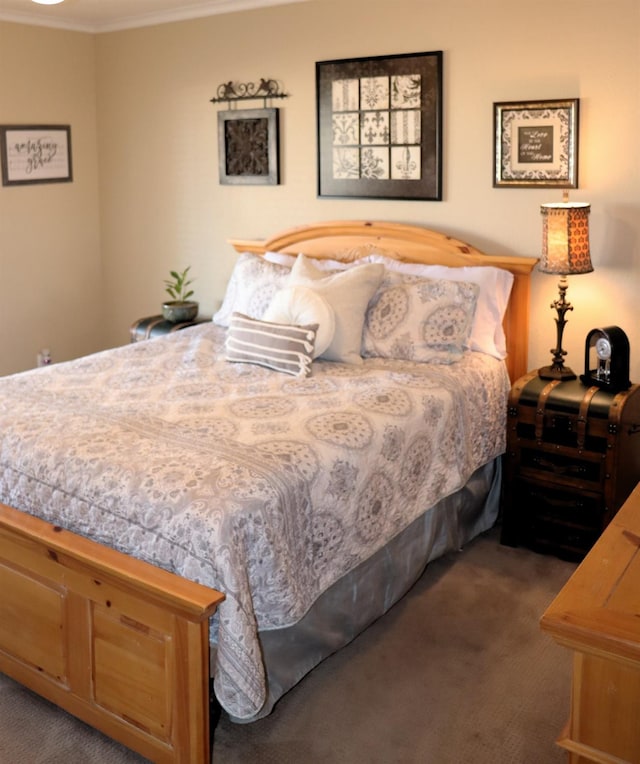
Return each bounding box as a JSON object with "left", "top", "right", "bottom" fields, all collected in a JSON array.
[{"left": 164, "top": 265, "right": 195, "bottom": 302}]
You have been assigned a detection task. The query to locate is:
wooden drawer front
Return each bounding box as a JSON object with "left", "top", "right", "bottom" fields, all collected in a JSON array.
[
  {"left": 565, "top": 652, "right": 640, "bottom": 763},
  {"left": 514, "top": 415, "right": 610, "bottom": 453},
  {"left": 0, "top": 560, "right": 68, "bottom": 684},
  {"left": 517, "top": 480, "right": 603, "bottom": 558},
  {"left": 92, "top": 603, "right": 172, "bottom": 741},
  {"left": 520, "top": 447, "right": 603, "bottom": 485}
]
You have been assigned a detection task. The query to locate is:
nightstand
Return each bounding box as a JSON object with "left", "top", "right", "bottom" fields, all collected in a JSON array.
[
  {"left": 129, "top": 314, "right": 210, "bottom": 342},
  {"left": 500, "top": 370, "right": 640, "bottom": 561}
]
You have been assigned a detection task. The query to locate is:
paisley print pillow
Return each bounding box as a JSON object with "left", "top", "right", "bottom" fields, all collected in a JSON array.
[
  {"left": 213, "top": 253, "right": 290, "bottom": 327},
  {"left": 362, "top": 272, "right": 479, "bottom": 363}
]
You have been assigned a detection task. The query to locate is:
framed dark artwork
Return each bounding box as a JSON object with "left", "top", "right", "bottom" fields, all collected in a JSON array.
[
  {"left": 316, "top": 51, "right": 443, "bottom": 201},
  {"left": 0, "top": 124, "right": 72, "bottom": 186},
  {"left": 217, "top": 108, "right": 280, "bottom": 185},
  {"left": 493, "top": 99, "right": 579, "bottom": 188}
]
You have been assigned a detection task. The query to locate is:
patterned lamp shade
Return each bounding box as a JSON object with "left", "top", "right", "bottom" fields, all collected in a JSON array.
[{"left": 539, "top": 202, "right": 593, "bottom": 275}]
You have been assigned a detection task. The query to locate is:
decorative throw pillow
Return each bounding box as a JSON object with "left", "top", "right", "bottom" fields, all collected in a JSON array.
[
  {"left": 226, "top": 312, "right": 318, "bottom": 377},
  {"left": 358, "top": 255, "right": 513, "bottom": 359},
  {"left": 286, "top": 254, "right": 385, "bottom": 364},
  {"left": 264, "top": 250, "right": 514, "bottom": 360},
  {"left": 213, "top": 253, "right": 290, "bottom": 328},
  {"left": 362, "top": 272, "right": 480, "bottom": 363},
  {"left": 263, "top": 285, "right": 336, "bottom": 359}
]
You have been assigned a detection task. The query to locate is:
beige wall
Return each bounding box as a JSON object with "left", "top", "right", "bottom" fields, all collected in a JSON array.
[
  {"left": 1, "top": 0, "right": 639, "bottom": 379},
  {"left": 0, "top": 23, "right": 102, "bottom": 375}
]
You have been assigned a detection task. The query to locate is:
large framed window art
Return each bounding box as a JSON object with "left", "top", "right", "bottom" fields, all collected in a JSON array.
[{"left": 316, "top": 51, "right": 443, "bottom": 201}]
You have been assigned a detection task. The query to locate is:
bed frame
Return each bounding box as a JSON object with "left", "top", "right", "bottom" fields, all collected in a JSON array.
[{"left": 0, "top": 221, "right": 536, "bottom": 763}]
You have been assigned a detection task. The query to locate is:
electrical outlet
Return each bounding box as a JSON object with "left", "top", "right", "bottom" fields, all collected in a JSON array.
[{"left": 37, "top": 349, "right": 52, "bottom": 367}]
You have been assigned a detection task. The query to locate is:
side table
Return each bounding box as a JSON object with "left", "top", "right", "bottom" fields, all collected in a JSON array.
[
  {"left": 130, "top": 315, "right": 210, "bottom": 343},
  {"left": 500, "top": 370, "right": 640, "bottom": 561}
]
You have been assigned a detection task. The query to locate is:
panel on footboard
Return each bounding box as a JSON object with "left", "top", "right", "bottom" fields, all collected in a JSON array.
[{"left": 0, "top": 502, "right": 224, "bottom": 764}]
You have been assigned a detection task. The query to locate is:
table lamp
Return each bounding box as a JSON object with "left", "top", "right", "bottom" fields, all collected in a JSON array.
[{"left": 538, "top": 199, "right": 593, "bottom": 380}]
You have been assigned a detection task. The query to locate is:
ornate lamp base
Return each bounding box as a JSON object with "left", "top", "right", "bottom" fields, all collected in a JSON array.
[
  {"left": 538, "top": 274, "right": 576, "bottom": 382},
  {"left": 538, "top": 363, "right": 577, "bottom": 381}
]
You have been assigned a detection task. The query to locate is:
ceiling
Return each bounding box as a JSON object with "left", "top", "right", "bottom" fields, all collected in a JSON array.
[{"left": 0, "top": 0, "right": 308, "bottom": 33}]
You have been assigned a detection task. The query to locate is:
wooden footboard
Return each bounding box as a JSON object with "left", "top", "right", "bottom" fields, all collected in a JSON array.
[{"left": 0, "top": 502, "right": 224, "bottom": 763}]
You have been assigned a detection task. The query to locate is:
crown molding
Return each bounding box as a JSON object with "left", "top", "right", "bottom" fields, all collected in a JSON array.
[{"left": 0, "top": 0, "right": 308, "bottom": 33}]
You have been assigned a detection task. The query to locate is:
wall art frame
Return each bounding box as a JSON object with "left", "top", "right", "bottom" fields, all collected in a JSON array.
[
  {"left": 0, "top": 124, "right": 72, "bottom": 186},
  {"left": 493, "top": 99, "right": 579, "bottom": 188},
  {"left": 217, "top": 108, "right": 280, "bottom": 185},
  {"left": 316, "top": 51, "right": 443, "bottom": 201}
]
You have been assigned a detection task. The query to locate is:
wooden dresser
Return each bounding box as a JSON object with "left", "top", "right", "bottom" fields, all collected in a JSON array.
[{"left": 541, "top": 482, "right": 640, "bottom": 763}]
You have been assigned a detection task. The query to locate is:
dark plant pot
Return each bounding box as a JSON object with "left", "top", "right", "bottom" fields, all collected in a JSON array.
[{"left": 162, "top": 300, "right": 199, "bottom": 323}]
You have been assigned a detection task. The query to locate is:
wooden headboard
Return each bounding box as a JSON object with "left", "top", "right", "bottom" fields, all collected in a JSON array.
[{"left": 229, "top": 220, "right": 538, "bottom": 383}]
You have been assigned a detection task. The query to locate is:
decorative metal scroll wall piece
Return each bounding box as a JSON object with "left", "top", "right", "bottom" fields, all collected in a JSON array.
[
  {"left": 210, "top": 79, "right": 289, "bottom": 106},
  {"left": 217, "top": 108, "right": 280, "bottom": 185},
  {"left": 211, "top": 79, "right": 287, "bottom": 186}
]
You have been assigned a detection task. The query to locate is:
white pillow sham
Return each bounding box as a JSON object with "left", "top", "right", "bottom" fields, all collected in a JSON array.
[
  {"left": 263, "top": 250, "right": 513, "bottom": 359},
  {"left": 285, "top": 254, "right": 384, "bottom": 365}
]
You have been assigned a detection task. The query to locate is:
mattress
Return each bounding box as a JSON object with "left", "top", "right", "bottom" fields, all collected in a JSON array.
[{"left": 0, "top": 323, "right": 510, "bottom": 719}]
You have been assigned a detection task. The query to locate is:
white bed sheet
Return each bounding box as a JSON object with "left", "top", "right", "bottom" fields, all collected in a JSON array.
[{"left": 0, "top": 323, "right": 509, "bottom": 719}]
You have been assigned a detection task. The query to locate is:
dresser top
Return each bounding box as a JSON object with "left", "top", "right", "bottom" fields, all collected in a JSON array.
[{"left": 541, "top": 481, "right": 640, "bottom": 663}]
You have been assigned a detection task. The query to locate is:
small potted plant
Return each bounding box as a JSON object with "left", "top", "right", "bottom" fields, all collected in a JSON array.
[{"left": 162, "top": 266, "right": 199, "bottom": 323}]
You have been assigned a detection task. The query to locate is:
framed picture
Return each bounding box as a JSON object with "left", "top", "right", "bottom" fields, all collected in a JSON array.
[
  {"left": 217, "top": 108, "right": 280, "bottom": 185},
  {"left": 316, "top": 51, "right": 443, "bottom": 201},
  {"left": 0, "top": 125, "right": 72, "bottom": 186},
  {"left": 493, "top": 99, "right": 579, "bottom": 188}
]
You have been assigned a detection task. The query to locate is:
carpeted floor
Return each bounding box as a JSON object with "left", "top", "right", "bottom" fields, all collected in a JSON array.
[{"left": 0, "top": 527, "right": 577, "bottom": 764}]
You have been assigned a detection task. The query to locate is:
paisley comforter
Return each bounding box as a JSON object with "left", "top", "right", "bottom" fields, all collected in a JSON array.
[{"left": 0, "top": 323, "right": 509, "bottom": 719}]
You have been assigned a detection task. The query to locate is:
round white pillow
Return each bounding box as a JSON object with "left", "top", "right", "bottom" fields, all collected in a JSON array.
[{"left": 263, "top": 285, "right": 336, "bottom": 359}]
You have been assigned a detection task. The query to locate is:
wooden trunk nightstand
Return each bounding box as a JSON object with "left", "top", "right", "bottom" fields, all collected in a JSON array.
[
  {"left": 541, "top": 482, "right": 640, "bottom": 763},
  {"left": 500, "top": 371, "right": 640, "bottom": 561},
  {"left": 130, "top": 315, "right": 209, "bottom": 342}
]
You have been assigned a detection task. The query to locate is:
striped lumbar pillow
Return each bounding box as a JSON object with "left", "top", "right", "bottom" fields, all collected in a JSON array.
[{"left": 226, "top": 312, "right": 318, "bottom": 377}]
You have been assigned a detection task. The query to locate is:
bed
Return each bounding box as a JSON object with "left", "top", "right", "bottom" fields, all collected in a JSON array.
[{"left": 0, "top": 221, "right": 537, "bottom": 763}]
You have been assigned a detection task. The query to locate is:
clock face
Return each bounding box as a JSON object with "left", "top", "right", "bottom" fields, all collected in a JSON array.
[{"left": 595, "top": 337, "right": 612, "bottom": 361}]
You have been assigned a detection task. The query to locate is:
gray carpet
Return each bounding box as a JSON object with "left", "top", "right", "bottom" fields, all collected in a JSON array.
[{"left": 0, "top": 528, "right": 576, "bottom": 764}]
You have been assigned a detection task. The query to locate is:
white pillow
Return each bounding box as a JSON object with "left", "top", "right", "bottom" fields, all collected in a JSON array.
[
  {"left": 263, "top": 285, "right": 336, "bottom": 358},
  {"left": 263, "top": 250, "right": 513, "bottom": 359},
  {"left": 264, "top": 250, "right": 349, "bottom": 272},
  {"left": 286, "top": 254, "right": 384, "bottom": 364},
  {"left": 213, "top": 252, "right": 290, "bottom": 327}
]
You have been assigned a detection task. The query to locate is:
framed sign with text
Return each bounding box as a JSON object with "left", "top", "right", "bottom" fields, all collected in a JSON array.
[
  {"left": 0, "top": 125, "right": 73, "bottom": 186},
  {"left": 493, "top": 99, "right": 579, "bottom": 188},
  {"left": 316, "top": 51, "right": 443, "bottom": 201}
]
